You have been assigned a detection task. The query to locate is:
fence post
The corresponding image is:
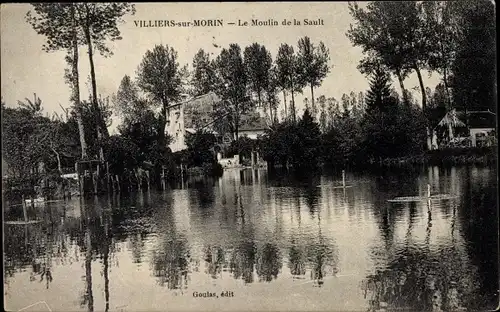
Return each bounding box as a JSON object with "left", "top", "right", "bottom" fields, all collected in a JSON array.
[
  {"left": 161, "top": 166, "right": 166, "bottom": 191},
  {"left": 22, "top": 194, "right": 28, "bottom": 222}
]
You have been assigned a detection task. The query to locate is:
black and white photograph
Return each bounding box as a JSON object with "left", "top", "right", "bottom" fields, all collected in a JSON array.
[{"left": 1, "top": 2, "right": 497, "bottom": 311}]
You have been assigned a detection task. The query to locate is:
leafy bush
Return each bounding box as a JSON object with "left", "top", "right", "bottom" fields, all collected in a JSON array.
[
  {"left": 261, "top": 110, "right": 321, "bottom": 169},
  {"left": 185, "top": 129, "right": 217, "bottom": 167},
  {"left": 104, "top": 135, "right": 140, "bottom": 175}
]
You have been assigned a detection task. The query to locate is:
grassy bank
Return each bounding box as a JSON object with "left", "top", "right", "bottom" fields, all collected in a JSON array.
[{"left": 360, "top": 146, "right": 497, "bottom": 168}]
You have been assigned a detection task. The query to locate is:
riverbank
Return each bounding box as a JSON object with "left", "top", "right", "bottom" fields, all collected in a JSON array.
[
  {"left": 340, "top": 146, "right": 497, "bottom": 169},
  {"left": 382, "top": 147, "right": 496, "bottom": 167}
]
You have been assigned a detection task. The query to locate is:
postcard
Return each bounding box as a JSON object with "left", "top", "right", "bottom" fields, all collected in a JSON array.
[{"left": 2, "top": 2, "right": 498, "bottom": 311}]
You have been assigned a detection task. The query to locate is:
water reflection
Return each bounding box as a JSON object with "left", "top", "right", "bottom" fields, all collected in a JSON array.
[
  {"left": 256, "top": 242, "right": 282, "bottom": 282},
  {"left": 3, "top": 166, "right": 497, "bottom": 311}
]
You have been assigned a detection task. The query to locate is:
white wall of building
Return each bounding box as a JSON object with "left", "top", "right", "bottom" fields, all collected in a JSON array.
[
  {"left": 168, "top": 104, "right": 187, "bottom": 152},
  {"left": 470, "top": 128, "right": 495, "bottom": 147}
]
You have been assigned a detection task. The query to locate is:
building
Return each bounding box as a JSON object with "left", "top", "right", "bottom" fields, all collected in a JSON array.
[
  {"left": 466, "top": 110, "right": 497, "bottom": 147},
  {"left": 167, "top": 92, "right": 220, "bottom": 152},
  {"left": 436, "top": 109, "right": 497, "bottom": 147},
  {"left": 167, "top": 92, "right": 272, "bottom": 152}
]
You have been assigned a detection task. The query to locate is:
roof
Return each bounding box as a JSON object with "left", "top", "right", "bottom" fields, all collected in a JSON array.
[
  {"left": 437, "top": 109, "right": 466, "bottom": 128},
  {"left": 183, "top": 92, "right": 220, "bottom": 129},
  {"left": 457, "top": 110, "right": 497, "bottom": 129}
]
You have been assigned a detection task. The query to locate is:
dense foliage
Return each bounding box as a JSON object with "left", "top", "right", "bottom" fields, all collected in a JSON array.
[
  {"left": 262, "top": 88, "right": 427, "bottom": 169},
  {"left": 2, "top": 1, "right": 496, "bottom": 195}
]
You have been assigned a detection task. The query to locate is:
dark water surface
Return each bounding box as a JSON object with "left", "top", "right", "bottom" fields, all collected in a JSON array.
[{"left": 3, "top": 166, "right": 498, "bottom": 311}]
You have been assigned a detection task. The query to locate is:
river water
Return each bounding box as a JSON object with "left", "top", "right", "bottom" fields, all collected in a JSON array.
[{"left": 3, "top": 165, "right": 498, "bottom": 311}]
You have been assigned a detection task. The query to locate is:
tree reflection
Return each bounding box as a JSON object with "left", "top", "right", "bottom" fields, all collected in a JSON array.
[
  {"left": 361, "top": 245, "right": 481, "bottom": 311},
  {"left": 256, "top": 242, "right": 282, "bottom": 282},
  {"left": 191, "top": 179, "right": 216, "bottom": 210},
  {"left": 458, "top": 166, "right": 498, "bottom": 309},
  {"left": 203, "top": 245, "right": 225, "bottom": 279},
  {"left": 151, "top": 237, "right": 191, "bottom": 290},
  {"left": 363, "top": 198, "right": 482, "bottom": 311},
  {"left": 230, "top": 240, "right": 257, "bottom": 284},
  {"left": 304, "top": 183, "right": 320, "bottom": 216},
  {"left": 305, "top": 182, "right": 338, "bottom": 287},
  {"left": 306, "top": 240, "right": 337, "bottom": 287},
  {"left": 288, "top": 239, "right": 307, "bottom": 278},
  {"left": 76, "top": 196, "right": 116, "bottom": 312}
]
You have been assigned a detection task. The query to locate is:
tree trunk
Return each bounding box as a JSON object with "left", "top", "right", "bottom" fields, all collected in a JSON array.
[
  {"left": 310, "top": 83, "right": 315, "bottom": 116},
  {"left": 234, "top": 112, "right": 239, "bottom": 142},
  {"left": 414, "top": 64, "right": 432, "bottom": 151},
  {"left": 443, "top": 67, "right": 452, "bottom": 109},
  {"left": 283, "top": 90, "right": 287, "bottom": 121},
  {"left": 269, "top": 99, "right": 274, "bottom": 124},
  {"left": 310, "top": 84, "right": 315, "bottom": 110},
  {"left": 395, "top": 69, "right": 408, "bottom": 105},
  {"left": 158, "top": 100, "right": 168, "bottom": 146},
  {"left": 70, "top": 4, "right": 87, "bottom": 159},
  {"left": 414, "top": 65, "right": 427, "bottom": 111},
  {"left": 51, "top": 146, "right": 62, "bottom": 174},
  {"left": 83, "top": 5, "right": 104, "bottom": 162}
]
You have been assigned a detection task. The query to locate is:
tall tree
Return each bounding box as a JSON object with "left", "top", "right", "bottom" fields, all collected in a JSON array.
[
  {"left": 244, "top": 43, "right": 273, "bottom": 111},
  {"left": 341, "top": 93, "right": 350, "bottom": 116},
  {"left": 365, "top": 67, "right": 392, "bottom": 113},
  {"left": 326, "top": 97, "right": 340, "bottom": 129},
  {"left": 357, "top": 91, "right": 365, "bottom": 113},
  {"left": 26, "top": 3, "right": 88, "bottom": 158},
  {"left": 75, "top": 3, "right": 136, "bottom": 160},
  {"left": 276, "top": 43, "right": 300, "bottom": 123},
  {"left": 265, "top": 65, "right": 280, "bottom": 124},
  {"left": 191, "top": 48, "right": 216, "bottom": 96},
  {"left": 296, "top": 36, "right": 330, "bottom": 109},
  {"left": 213, "top": 44, "right": 250, "bottom": 140},
  {"left": 113, "top": 74, "right": 152, "bottom": 128},
  {"left": 137, "top": 44, "right": 184, "bottom": 147},
  {"left": 347, "top": 1, "right": 433, "bottom": 149},
  {"left": 290, "top": 109, "right": 322, "bottom": 169},
  {"left": 347, "top": 2, "right": 429, "bottom": 107},
  {"left": 317, "top": 95, "right": 328, "bottom": 132},
  {"left": 422, "top": 1, "right": 462, "bottom": 109},
  {"left": 451, "top": 0, "right": 496, "bottom": 114}
]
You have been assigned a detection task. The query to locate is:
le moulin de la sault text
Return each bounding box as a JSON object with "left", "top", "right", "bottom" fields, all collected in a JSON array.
[{"left": 134, "top": 18, "right": 325, "bottom": 28}]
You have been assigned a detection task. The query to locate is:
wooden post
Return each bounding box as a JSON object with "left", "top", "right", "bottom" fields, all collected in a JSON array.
[
  {"left": 76, "top": 162, "right": 81, "bottom": 196},
  {"left": 146, "top": 170, "right": 150, "bottom": 190},
  {"left": 427, "top": 184, "right": 431, "bottom": 198},
  {"left": 22, "top": 195, "right": 28, "bottom": 222},
  {"left": 30, "top": 190, "right": 35, "bottom": 210},
  {"left": 116, "top": 175, "right": 120, "bottom": 193},
  {"left": 161, "top": 166, "right": 166, "bottom": 191},
  {"left": 93, "top": 170, "right": 98, "bottom": 195},
  {"left": 342, "top": 170, "right": 346, "bottom": 188}
]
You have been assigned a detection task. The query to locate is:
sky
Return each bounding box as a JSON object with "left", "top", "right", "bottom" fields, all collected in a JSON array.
[{"left": 1, "top": 2, "right": 440, "bottom": 133}]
